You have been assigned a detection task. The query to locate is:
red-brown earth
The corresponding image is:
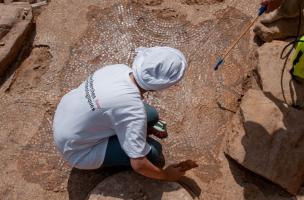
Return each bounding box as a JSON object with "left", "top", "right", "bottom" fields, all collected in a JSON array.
[{"left": 0, "top": 0, "right": 303, "bottom": 200}]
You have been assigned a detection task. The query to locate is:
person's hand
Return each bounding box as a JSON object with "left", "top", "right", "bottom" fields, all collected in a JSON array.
[
  {"left": 261, "top": 0, "right": 285, "bottom": 12},
  {"left": 163, "top": 160, "right": 198, "bottom": 181},
  {"left": 164, "top": 164, "right": 186, "bottom": 181},
  {"left": 176, "top": 160, "right": 198, "bottom": 172}
]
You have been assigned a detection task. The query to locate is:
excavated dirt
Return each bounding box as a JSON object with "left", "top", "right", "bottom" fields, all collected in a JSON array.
[{"left": 1, "top": 0, "right": 302, "bottom": 200}]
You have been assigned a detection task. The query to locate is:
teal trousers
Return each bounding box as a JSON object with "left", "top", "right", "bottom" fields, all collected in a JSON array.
[{"left": 103, "top": 103, "right": 165, "bottom": 168}]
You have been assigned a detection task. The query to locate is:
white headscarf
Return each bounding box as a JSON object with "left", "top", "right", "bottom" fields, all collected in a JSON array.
[{"left": 132, "top": 46, "right": 187, "bottom": 91}]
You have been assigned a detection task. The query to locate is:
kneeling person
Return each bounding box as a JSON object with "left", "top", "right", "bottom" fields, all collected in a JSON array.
[{"left": 53, "top": 46, "right": 197, "bottom": 181}]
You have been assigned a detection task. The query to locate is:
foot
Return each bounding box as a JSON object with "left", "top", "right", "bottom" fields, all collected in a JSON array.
[
  {"left": 149, "top": 128, "right": 168, "bottom": 139},
  {"left": 148, "top": 121, "right": 168, "bottom": 139}
]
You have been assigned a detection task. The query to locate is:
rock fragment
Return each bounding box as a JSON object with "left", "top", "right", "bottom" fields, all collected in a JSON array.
[
  {"left": 0, "top": 2, "right": 33, "bottom": 75},
  {"left": 225, "top": 89, "right": 304, "bottom": 194},
  {"left": 257, "top": 40, "right": 304, "bottom": 108},
  {"left": 31, "top": 1, "right": 47, "bottom": 9}
]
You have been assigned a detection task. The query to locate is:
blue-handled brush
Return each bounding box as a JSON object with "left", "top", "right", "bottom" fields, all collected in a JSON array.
[{"left": 214, "top": 5, "right": 267, "bottom": 71}]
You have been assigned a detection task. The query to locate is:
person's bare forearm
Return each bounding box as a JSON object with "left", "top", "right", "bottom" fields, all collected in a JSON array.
[
  {"left": 131, "top": 157, "right": 167, "bottom": 180},
  {"left": 130, "top": 157, "right": 197, "bottom": 181},
  {"left": 131, "top": 157, "right": 189, "bottom": 181}
]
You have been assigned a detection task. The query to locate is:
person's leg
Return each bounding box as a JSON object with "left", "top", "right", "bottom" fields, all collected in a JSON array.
[
  {"left": 144, "top": 103, "right": 159, "bottom": 127},
  {"left": 103, "top": 135, "right": 165, "bottom": 168},
  {"left": 144, "top": 103, "right": 168, "bottom": 139},
  {"left": 103, "top": 135, "right": 131, "bottom": 167},
  {"left": 146, "top": 137, "right": 165, "bottom": 168}
]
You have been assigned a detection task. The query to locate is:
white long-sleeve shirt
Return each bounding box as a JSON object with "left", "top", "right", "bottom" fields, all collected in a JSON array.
[{"left": 53, "top": 64, "right": 151, "bottom": 169}]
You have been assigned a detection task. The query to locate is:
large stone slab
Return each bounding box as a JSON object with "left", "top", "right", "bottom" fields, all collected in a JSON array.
[
  {"left": 257, "top": 40, "right": 304, "bottom": 108},
  {"left": 0, "top": 2, "right": 32, "bottom": 75},
  {"left": 0, "top": 4, "right": 19, "bottom": 39},
  {"left": 225, "top": 89, "right": 304, "bottom": 194},
  {"left": 87, "top": 171, "right": 193, "bottom": 200}
]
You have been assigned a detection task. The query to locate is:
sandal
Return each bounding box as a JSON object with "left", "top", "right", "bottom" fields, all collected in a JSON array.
[{"left": 152, "top": 120, "right": 168, "bottom": 139}]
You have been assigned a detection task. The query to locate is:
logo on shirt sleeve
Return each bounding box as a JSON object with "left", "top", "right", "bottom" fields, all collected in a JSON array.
[{"left": 85, "top": 74, "right": 100, "bottom": 111}]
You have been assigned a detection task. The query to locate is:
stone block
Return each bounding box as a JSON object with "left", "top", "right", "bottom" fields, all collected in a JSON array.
[{"left": 225, "top": 89, "right": 304, "bottom": 194}]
